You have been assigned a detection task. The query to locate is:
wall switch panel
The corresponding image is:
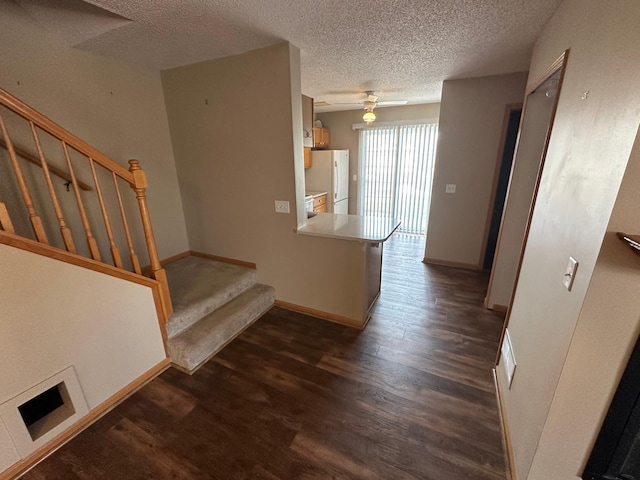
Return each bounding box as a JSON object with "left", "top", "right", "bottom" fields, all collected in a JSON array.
[
  {"left": 445, "top": 184, "right": 456, "bottom": 193},
  {"left": 563, "top": 256, "right": 578, "bottom": 291},
  {"left": 353, "top": 174, "right": 357, "bottom": 181},
  {"left": 274, "top": 200, "right": 290, "bottom": 213},
  {"left": 501, "top": 329, "right": 517, "bottom": 389}
]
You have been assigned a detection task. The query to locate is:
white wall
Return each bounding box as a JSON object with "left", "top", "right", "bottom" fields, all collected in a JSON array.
[
  {"left": 0, "top": 244, "right": 166, "bottom": 472},
  {"left": 316, "top": 104, "right": 441, "bottom": 214},
  {"left": 0, "top": 5, "right": 185, "bottom": 473},
  {"left": 0, "top": 1, "right": 189, "bottom": 260},
  {"left": 424, "top": 73, "right": 528, "bottom": 268},
  {"left": 162, "top": 43, "right": 368, "bottom": 322},
  {"left": 530, "top": 129, "right": 640, "bottom": 478},
  {"left": 497, "top": 1, "right": 640, "bottom": 478}
]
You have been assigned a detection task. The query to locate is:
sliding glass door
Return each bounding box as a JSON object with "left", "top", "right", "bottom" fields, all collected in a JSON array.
[{"left": 358, "top": 123, "right": 437, "bottom": 235}]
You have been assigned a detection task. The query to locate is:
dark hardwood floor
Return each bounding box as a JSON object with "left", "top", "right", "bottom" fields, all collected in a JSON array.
[{"left": 22, "top": 234, "right": 507, "bottom": 479}]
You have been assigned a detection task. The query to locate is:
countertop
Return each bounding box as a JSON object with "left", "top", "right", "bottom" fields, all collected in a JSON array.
[
  {"left": 305, "top": 191, "right": 327, "bottom": 200},
  {"left": 298, "top": 213, "right": 400, "bottom": 243}
]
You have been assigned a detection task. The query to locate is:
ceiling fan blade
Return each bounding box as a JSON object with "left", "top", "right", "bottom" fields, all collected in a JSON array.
[{"left": 377, "top": 100, "right": 408, "bottom": 106}]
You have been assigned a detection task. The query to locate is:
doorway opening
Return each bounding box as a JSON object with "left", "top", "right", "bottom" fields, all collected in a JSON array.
[
  {"left": 483, "top": 106, "right": 522, "bottom": 270},
  {"left": 487, "top": 50, "right": 570, "bottom": 361}
]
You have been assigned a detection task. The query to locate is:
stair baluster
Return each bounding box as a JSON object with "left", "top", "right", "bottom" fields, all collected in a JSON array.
[
  {"left": 0, "top": 138, "right": 92, "bottom": 191},
  {"left": 89, "top": 157, "right": 122, "bottom": 268},
  {"left": 61, "top": 141, "right": 102, "bottom": 261},
  {"left": 0, "top": 111, "right": 48, "bottom": 243},
  {"left": 0, "top": 87, "right": 173, "bottom": 320},
  {"left": 0, "top": 202, "right": 14, "bottom": 233},
  {"left": 30, "top": 122, "right": 77, "bottom": 253}
]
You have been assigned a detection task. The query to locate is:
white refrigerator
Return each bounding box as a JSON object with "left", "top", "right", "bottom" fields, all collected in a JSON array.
[{"left": 305, "top": 150, "right": 349, "bottom": 214}]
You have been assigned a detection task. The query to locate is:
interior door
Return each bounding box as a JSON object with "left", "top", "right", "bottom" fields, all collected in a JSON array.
[{"left": 492, "top": 51, "right": 569, "bottom": 364}]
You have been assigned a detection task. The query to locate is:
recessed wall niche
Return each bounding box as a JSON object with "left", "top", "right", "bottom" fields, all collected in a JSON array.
[
  {"left": 18, "top": 382, "right": 73, "bottom": 441},
  {"left": 0, "top": 366, "right": 88, "bottom": 458}
]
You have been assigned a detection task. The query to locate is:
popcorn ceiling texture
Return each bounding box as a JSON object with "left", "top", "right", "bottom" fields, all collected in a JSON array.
[{"left": 14, "top": 0, "right": 562, "bottom": 109}]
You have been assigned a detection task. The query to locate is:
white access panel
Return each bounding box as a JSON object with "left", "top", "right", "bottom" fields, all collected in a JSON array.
[{"left": 0, "top": 417, "right": 20, "bottom": 471}]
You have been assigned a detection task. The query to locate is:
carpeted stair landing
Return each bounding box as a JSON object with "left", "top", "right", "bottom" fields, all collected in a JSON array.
[{"left": 164, "top": 256, "right": 275, "bottom": 373}]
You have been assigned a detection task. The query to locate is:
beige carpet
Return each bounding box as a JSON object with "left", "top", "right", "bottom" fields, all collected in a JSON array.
[{"left": 164, "top": 256, "right": 275, "bottom": 373}]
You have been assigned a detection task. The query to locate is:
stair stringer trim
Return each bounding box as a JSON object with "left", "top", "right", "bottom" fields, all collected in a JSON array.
[{"left": 0, "top": 231, "right": 169, "bottom": 349}]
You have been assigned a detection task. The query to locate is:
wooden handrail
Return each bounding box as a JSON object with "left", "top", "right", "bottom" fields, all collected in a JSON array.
[
  {"left": 0, "top": 87, "right": 173, "bottom": 323},
  {"left": 0, "top": 138, "right": 92, "bottom": 191},
  {"left": 0, "top": 88, "right": 133, "bottom": 183}
]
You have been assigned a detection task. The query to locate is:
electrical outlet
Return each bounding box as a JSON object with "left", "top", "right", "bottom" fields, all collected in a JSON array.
[
  {"left": 353, "top": 174, "right": 357, "bottom": 181},
  {"left": 445, "top": 184, "right": 456, "bottom": 194},
  {"left": 274, "top": 200, "right": 290, "bottom": 214}
]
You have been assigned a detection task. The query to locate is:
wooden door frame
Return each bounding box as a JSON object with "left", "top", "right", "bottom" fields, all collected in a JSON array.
[{"left": 494, "top": 49, "right": 570, "bottom": 365}]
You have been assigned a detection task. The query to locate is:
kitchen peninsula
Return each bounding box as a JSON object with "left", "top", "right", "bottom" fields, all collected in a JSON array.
[{"left": 297, "top": 213, "right": 400, "bottom": 329}]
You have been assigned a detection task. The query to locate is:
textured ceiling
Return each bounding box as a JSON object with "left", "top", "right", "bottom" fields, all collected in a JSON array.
[
  {"left": 13, "top": 0, "right": 563, "bottom": 111},
  {"left": 15, "top": 0, "right": 132, "bottom": 48}
]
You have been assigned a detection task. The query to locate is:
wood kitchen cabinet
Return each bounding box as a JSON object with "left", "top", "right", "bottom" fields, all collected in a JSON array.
[
  {"left": 313, "top": 127, "right": 330, "bottom": 148},
  {"left": 313, "top": 194, "right": 327, "bottom": 212},
  {"left": 304, "top": 147, "right": 312, "bottom": 168}
]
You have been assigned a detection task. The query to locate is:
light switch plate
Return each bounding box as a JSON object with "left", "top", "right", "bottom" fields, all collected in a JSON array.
[
  {"left": 563, "top": 256, "right": 578, "bottom": 291},
  {"left": 501, "top": 329, "right": 517, "bottom": 389},
  {"left": 445, "top": 184, "right": 456, "bottom": 193},
  {"left": 274, "top": 200, "right": 290, "bottom": 214}
]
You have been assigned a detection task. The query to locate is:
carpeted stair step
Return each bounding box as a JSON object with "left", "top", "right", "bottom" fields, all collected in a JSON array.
[
  {"left": 165, "top": 256, "right": 257, "bottom": 338},
  {"left": 167, "top": 283, "right": 275, "bottom": 373}
]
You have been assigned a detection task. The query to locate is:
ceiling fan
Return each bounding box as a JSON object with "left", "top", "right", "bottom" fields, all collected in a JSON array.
[{"left": 319, "top": 91, "right": 408, "bottom": 124}]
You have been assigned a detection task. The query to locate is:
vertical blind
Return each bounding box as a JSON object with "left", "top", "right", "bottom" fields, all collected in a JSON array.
[{"left": 359, "top": 123, "right": 438, "bottom": 235}]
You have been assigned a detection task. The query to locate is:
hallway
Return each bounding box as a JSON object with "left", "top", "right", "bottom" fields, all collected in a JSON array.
[{"left": 23, "top": 234, "right": 507, "bottom": 479}]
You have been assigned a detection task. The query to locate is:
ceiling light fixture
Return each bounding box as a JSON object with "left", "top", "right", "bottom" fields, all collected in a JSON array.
[
  {"left": 363, "top": 100, "right": 377, "bottom": 124},
  {"left": 363, "top": 110, "right": 376, "bottom": 124}
]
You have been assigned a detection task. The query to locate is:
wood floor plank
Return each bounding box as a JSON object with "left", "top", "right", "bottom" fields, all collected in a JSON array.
[
  {"left": 135, "top": 376, "right": 199, "bottom": 419},
  {"left": 104, "top": 417, "right": 213, "bottom": 480},
  {"left": 21, "top": 234, "right": 507, "bottom": 480}
]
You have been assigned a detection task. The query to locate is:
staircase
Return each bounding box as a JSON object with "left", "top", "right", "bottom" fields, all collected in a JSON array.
[
  {"left": 165, "top": 255, "right": 275, "bottom": 373},
  {"left": 0, "top": 86, "right": 277, "bottom": 479},
  {"left": 0, "top": 86, "right": 275, "bottom": 375}
]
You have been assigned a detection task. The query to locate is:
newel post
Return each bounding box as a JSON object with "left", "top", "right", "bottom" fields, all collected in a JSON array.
[{"left": 129, "top": 159, "right": 173, "bottom": 319}]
